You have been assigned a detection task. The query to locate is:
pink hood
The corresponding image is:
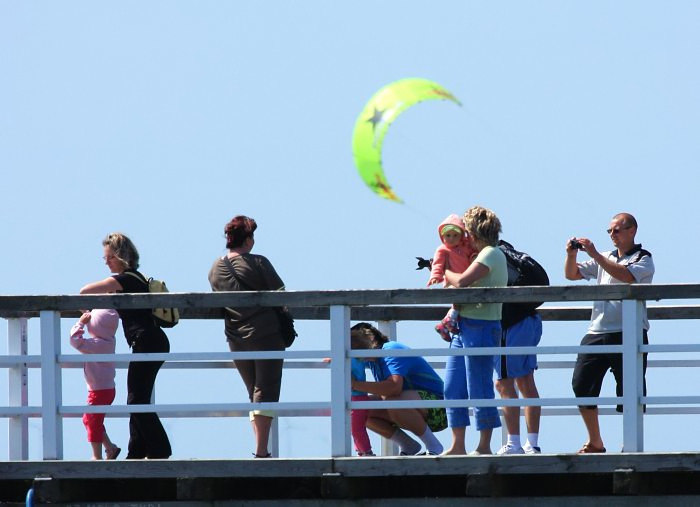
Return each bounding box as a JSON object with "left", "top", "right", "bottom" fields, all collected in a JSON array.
[
  {"left": 86, "top": 309, "right": 119, "bottom": 339},
  {"left": 437, "top": 214, "right": 468, "bottom": 247}
]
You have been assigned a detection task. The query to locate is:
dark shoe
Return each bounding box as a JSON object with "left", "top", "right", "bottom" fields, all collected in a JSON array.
[
  {"left": 253, "top": 452, "right": 272, "bottom": 458},
  {"left": 105, "top": 446, "right": 121, "bottom": 460},
  {"left": 577, "top": 443, "right": 606, "bottom": 454}
]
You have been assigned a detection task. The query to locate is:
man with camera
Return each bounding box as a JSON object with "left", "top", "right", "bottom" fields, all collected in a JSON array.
[{"left": 565, "top": 212, "right": 654, "bottom": 454}]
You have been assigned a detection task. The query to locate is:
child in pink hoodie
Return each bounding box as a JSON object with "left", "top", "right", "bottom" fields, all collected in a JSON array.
[
  {"left": 70, "top": 309, "right": 121, "bottom": 460},
  {"left": 427, "top": 214, "right": 477, "bottom": 341}
]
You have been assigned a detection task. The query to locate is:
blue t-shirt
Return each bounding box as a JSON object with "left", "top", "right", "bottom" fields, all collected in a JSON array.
[
  {"left": 351, "top": 357, "right": 367, "bottom": 396},
  {"left": 367, "top": 342, "right": 444, "bottom": 396}
]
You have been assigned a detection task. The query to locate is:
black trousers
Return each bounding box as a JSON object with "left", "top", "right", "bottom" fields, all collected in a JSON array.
[{"left": 126, "top": 327, "right": 172, "bottom": 459}]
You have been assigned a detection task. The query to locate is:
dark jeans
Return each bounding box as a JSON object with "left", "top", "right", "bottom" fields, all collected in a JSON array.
[{"left": 126, "top": 327, "right": 172, "bottom": 459}]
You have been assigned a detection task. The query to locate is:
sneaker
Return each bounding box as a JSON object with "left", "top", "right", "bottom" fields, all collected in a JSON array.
[
  {"left": 496, "top": 443, "right": 525, "bottom": 455},
  {"left": 443, "top": 317, "right": 460, "bottom": 335},
  {"left": 357, "top": 451, "right": 375, "bottom": 457},
  {"left": 523, "top": 443, "right": 541, "bottom": 454},
  {"left": 435, "top": 322, "right": 452, "bottom": 343}
]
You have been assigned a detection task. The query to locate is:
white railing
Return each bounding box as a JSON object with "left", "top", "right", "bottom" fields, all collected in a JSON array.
[{"left": 2, "top": 284, "right": 700, "bottom": 459}]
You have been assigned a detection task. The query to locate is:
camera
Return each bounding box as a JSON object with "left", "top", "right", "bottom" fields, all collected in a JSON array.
[{"left": 570, "top": 239, "right": 584, "bottom": 250}]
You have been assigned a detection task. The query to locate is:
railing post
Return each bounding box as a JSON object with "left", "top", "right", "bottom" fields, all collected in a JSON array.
[
  {"left": 377, "top": 321, "right": 397, "bottom": 342},
  {"left": 622, "top": 299, "right": 644, "bottom": 452},
  {"left": 330, "top": 305, "right": 351, "bottom": 457},
  {"left": 377, "top": 321, "right": 398, "bottom": 456},
  {"left": 8, "top": 317, "right": 29, "bottom": 460},
  {"left": 40, "top": 311, "right": 63, "bottom": 460}
]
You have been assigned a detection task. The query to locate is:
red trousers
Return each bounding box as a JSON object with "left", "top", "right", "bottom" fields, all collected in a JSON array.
[
  {"left": 351, "top": 394, "right": 372, "bottom": 454},
  {"left": 83, "top": 388, "right": 116, "bottom": 443}
]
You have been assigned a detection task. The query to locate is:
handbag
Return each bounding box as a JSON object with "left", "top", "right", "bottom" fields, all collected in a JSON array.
[
  {"left": 222, "top": 255, "right": 297, "bottom": 348},
  {"left": 274, "top": 307, "right": 297, "bottom": 348}
]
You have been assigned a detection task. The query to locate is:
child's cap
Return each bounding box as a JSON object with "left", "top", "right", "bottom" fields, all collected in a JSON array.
[
  {"left": 86, "top": 309, "right": 119, "bottom": 338},
  {"left": 440, "top": 224, "right": 463, "bottom": 237}
]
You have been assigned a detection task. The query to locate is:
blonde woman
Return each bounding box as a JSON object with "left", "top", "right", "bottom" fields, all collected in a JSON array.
[
  {"left": 80, "top": 233, "right": 172, "bottom": 459},
  {"left": 442, "top": 206, "right": 507, "bottom": 455}
]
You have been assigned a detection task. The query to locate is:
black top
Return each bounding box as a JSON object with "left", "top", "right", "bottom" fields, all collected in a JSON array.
[
  {"left": 113, "top": 270, "right": 158, "bottom": 345},
  {"left": 501, "top": 304, "right": 538, "bottom": 331}
]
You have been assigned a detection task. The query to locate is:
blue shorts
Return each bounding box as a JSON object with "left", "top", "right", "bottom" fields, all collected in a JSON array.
[{"left": 496, "top": 314, "right": 542, "bottom": 380}]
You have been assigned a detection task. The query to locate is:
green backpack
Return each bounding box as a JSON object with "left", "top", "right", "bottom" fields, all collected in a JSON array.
[{"left": 124, "top": 271, "right": 180, "bottom": 328}]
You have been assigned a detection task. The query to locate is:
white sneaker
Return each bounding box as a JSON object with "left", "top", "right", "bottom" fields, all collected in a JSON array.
[
  {"left": 523, "top": 443, "right": 541, "bottom": 454},
  {"left": 496, "top": 443, "right": 525, "bottom": 455}
]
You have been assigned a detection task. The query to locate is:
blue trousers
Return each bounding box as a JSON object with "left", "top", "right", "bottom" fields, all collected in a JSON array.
[{"left": 444, "top": 318, "right": 502, "bottom": 431}]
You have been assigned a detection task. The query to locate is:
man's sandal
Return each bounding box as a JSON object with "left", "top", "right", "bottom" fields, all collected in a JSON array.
[{"left": 577, "top": 443, "right": 606, "bottom": 454}]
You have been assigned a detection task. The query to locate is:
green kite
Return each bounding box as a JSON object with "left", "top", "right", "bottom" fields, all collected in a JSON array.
[{"left": 352, "top": 78, "right": 461, "bottom": 203}]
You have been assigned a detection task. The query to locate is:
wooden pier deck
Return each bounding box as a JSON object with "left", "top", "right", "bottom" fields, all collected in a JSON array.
[{"left": 3, "top": 453, "right": 700, "bottom": 505}]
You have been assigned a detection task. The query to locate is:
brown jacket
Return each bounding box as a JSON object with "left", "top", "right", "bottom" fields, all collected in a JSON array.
[{"left": 208, "top": 253, "right": 285, "bottom": 342}]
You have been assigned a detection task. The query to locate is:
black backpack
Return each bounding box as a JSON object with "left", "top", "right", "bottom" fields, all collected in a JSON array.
[{"left": 498, "top": 240, "right": 550, "bottom": 329}]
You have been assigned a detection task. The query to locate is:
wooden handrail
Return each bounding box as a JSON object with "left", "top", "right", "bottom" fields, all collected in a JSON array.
[{"left": 0, "top": 283, "right": 699, "bottom": 313}]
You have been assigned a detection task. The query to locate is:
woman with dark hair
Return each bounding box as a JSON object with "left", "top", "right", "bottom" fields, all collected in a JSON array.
[
  {"left": 350, "top": 323, "right": 446, "bottom": 455},
  {"left": 80, "top": 232, "right": 172, "bottom": 459},
  {"left": 442, "top": 206, "right": 507, "bottom": 455},
  {"left": 208, "top": 215, "right": 287, "bottom": 458}
]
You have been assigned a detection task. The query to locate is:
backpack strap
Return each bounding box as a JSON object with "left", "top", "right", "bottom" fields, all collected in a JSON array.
[
  {"left": 222, "top": 256, "right": 257, "bottom": 290},
  {"left": 221, "top": 256, "right": 271, "bottom": 324},
  {"left": 122, "top": 270, "right": 149, "bottom": 288}
]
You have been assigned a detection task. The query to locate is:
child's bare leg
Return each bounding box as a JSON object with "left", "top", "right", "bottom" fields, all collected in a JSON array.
[
  {"left": 102, "top": 429, "right": 121, "bottom": 459},
  {"left": 90, "top": 441, "right": 103, "bottom": 460}
]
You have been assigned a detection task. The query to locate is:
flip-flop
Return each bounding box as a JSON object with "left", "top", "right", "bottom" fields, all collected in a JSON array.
[
  {"left": 577, "top": 443, "right": 606, "bottom": 454},
  {"left": 106, "top": 446, "right": 121, "bottom": 460}
]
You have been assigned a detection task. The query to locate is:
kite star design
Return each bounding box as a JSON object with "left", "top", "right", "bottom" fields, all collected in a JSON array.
[{"left": 366, "top": 107, "right": 386, "bottom": 131}]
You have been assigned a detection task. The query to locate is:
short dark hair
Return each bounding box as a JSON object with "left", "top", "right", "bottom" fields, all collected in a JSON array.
[
  {"left": 224, "top": 215, "right": 257, "bottom": 249},
  {"left": 613, "top": 212, "right": 638, "bottom": 230},
  {"left": 350, "top": 322, "right": 389, "bottom": 350}
]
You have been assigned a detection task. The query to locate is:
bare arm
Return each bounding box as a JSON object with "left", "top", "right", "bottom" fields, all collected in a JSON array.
[
  {"left": 80, "top": 276, "right": 123, "bottom": 294},
  {"left": 576, "top": 238, "right": 635, "bottom": 283},
  {"left": 444, "top": 261, "right": 490, "bottom": 288},
  {"left": 352, "top": 374, "right": 404, "bottom": 398},
  {"left": 590, "top": 252, "right": 635, "bottom": 283}
]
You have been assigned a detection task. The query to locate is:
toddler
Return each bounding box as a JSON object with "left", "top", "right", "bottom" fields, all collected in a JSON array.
[
  {"left": 427, "top": 214, "right": 477, "bottom": 341},
  {"left": 70, "top": 309, "right": 121, "bottom": 460}
]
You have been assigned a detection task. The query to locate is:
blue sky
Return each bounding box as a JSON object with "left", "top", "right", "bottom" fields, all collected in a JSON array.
[{"left": 1, "top": 1, "right": 699, "bottom": 459}]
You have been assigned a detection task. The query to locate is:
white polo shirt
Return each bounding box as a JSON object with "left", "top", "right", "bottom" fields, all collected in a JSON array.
[{"left": 578, "top": 244, "right": 654, "bottom": 333}]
